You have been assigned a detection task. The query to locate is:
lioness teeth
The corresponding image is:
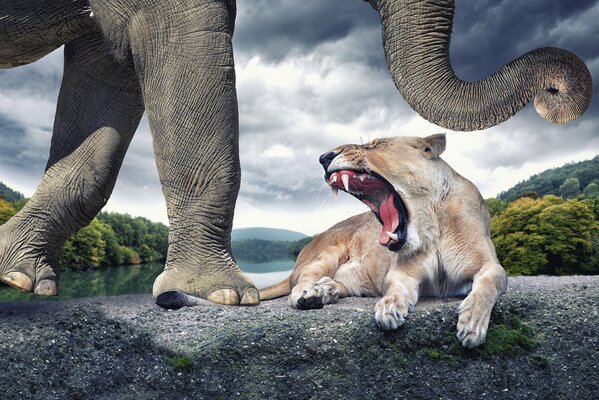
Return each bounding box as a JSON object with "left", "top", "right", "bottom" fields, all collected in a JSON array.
[
  {"left": 331, "top": 187, "right": 339, "bottom": 197},
  {"left": 386, "top": 231, "right": 398, "bottom": 241},
  {"left": 341, "top": 174, "right": 350, "bottom": 192},
  {"left": 332, "top": 175, "right": 338, "bottom": 183}
]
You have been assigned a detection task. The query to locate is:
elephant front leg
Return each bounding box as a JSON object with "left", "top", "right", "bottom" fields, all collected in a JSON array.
[
  {"left": 129, "top": 1, "right": 258, "bottom": 305},
  {"left": 0, "top": 32, "right": 144, "bottom": 294}
]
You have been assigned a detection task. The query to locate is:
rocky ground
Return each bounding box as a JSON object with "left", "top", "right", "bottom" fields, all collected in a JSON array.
[{"left": 0, "top": 276, "right": 598, "bottom": 400}]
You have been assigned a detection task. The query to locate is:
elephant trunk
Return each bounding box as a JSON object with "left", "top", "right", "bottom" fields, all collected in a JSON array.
[{"left": 368, "top": 0, "right": 592, "bottom": 131}]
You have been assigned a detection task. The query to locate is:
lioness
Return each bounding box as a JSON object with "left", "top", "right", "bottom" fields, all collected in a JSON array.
[{"left": 260, "top": 134, "right": 507, "bottom": 348}]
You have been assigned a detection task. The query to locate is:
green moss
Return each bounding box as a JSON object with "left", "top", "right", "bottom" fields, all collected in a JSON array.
[
  {"left": 427, "top": 312, "right": 540, "bottom": 361},
  {"left": 168, "top": 356, "right": 193, "bottom": 371},
  {"left": 480, "top": 314, "right": 539, "bottom": 356},
  {"left": 532, "top": 355, "right": 550, "bottom": 369},
  {"left": 427, "top": 349, "right": 441, "bottom": 359}
]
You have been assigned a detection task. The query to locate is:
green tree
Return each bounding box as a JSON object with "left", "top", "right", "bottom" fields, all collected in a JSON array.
[
  {"left": 517, "top": 191, "right": 538, "bottom": 200},
  {"left": 138, "top": 244, "right": 161, "bottom": 263},
  {"left": 61, "top": 219, "right": 107, "bottom": 270},
  {"left": 559, "top": 177, "right": 581, "bottom": 199},
  {"left": 498, "top": 156, "right": 599, "bottom": 201},
  {"left": 11, "top": 198, "right": 29, "bottom": 212},
  {"left": 121, "top": 247, "right": 141, "bottom": 265},
  {"left": 96, "top": 220, "right": 125, "bottom": 267},
  {"left": 585, "top": 238, "right": 599, "bottom": 274},
  {"left": 490, "top": 196, "right": 556, "bottom": 275},
  {"left": 538, "top": 200, "right": 597, "bottom": 274},
  {"left": 1, "top": 181, "right": 169, "bottom": 269},
  {"left": 582, "top": 182, "right": 599, "bottom": 198},
  {"left": 491, "top": 196, "right": 598, "bottom": 275},
  {"left": 96, "top": 211, "right": 168, "bottom": 262},
  {"left": 0, "top": 182, "right": 24, "bottom": 203},
  {"left": 0, "top": 197, "right": 17, "bottom": 225},
  {"left": 485, "top": 198, "right": 508, "bottom": 218}
]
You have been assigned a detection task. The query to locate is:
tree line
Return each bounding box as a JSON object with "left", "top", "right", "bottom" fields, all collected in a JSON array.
[
  {"left": 1, "top": 187, "right": 308, "bottom": 269},
  {"left": 2, "top": 172, "right": 599, "bottom": 275},
  {"left": 487, "top": 191, "right": 599, "bottom": 275},
  {"left": 0, "top": 192, "right": 169, "bottom": 270},
  {"left": 498, "top": 156, "right": 599, "bottom": 202}
]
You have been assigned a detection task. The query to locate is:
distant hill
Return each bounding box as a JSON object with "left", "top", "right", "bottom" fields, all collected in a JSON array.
[
  {"left": 498, "top": 156, "right": 599, "bottom": 201},
  {"left": 0, "top": 181, "right": 24, "bottom": 203},
  {"left": 232, "top": 227, "right": 307, "bottom": 242}
]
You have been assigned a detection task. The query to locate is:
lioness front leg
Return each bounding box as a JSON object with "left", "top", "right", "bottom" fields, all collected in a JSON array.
[
  {"left": 375, "top": 266, "right": 421, "bottom": 330},
  {"left": 288, "top": 245, "right": 348, "bottom": 310},
  {"left": 291, "top": 276, "right": 347, "bottom": 310},
  {"left": 456, "top": 262, "right": 508, "bottom": 348}
]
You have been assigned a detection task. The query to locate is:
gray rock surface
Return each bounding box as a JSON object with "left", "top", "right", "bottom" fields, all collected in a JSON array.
[{"left": 1, "top": 276, "right": 598, "bottom": 399}]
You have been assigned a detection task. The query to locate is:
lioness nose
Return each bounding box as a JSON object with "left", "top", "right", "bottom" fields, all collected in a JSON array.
[{"left": 319, "top": 151, "right": 338, "bottom": 170}]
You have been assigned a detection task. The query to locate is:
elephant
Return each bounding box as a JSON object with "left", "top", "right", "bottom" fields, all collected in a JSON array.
[{"left": 0, "top": 0, "right": 592, "bottom": 305}]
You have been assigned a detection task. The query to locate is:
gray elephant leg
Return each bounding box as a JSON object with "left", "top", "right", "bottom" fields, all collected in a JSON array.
[
  {"left": 0, "top": 32, "right": 144, "bottom": 294},
  {"left": 124, "top": 0, "right": 258, "bottom": 305}
]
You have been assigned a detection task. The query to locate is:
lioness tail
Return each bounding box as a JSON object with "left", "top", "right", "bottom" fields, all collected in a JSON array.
[{"left": 259, "top": 277, "right": 291, "bottom": 300}]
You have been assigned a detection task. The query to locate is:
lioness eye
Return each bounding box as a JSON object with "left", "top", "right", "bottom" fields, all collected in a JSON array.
[{"left": 424, "top": 147, "right": 431, "bottom": 152}]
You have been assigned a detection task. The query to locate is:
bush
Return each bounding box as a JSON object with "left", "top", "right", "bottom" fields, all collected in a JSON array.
[{"left": 491, "top": 196, "right": 599, "bottom": 275}]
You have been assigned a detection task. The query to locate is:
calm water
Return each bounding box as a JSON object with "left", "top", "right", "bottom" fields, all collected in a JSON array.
[{"left": 0, "top": 259, "right": 294, "bottom": 301}]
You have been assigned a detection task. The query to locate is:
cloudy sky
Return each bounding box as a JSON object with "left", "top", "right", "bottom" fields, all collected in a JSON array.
[{"left": 1, "top": 0, "right": 598, "bottom": 235}]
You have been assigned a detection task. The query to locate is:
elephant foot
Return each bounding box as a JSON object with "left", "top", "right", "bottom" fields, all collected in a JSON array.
[
  {"left": 153, "top": 259, "right": 260, "bottom": 308},
  {"left": 0, "top": 220, "right": 60, "bottom": 296}
]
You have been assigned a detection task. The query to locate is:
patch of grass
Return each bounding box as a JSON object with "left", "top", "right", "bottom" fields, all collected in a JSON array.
[
  {"left": 479, "top": 314, "right": 539, "bottom": 356},
  {"left": 426, "top": 349, "right": 441, "bottom": 359},
  {"left": 168, "top": 356, "right": 193, "bottom": 371},
  {"left": 532, "top": 355, "right": 550, "bottom": 369},
  {"left": 427, "top": 312, "right": 540, "bottom": 361}
]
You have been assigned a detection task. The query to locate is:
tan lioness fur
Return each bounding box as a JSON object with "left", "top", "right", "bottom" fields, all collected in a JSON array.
[{"left": 260, "top": 134, "right": 507, "bottom": 348}]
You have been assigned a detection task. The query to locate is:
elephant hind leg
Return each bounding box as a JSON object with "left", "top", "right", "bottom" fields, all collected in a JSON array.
[
  {"left": 0, "top": 0, "right": 94, "bottom": 68},
  {"left": 0, "top": 32, "right": 144, "bottom": 295}
]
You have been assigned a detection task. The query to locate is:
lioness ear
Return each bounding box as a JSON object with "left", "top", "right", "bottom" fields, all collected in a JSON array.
[{"left": 423, "top": 134, "right": 446, "bottom": 157}]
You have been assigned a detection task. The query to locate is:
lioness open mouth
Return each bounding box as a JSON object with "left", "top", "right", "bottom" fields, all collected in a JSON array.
[{"left": 327, "top": 170, "right": 408, "bottom": 251}]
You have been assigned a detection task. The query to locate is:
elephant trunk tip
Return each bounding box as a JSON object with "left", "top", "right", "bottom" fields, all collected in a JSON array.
[{"left": 533, "top": 49, "right": 593, "bottom": 125}]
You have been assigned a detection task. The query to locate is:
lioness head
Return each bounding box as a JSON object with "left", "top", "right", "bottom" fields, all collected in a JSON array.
[{"left": 320, "top": 134, "right": 449, "bottom": 254}]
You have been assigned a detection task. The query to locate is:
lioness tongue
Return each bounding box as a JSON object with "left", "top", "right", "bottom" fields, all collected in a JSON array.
[{"left": 378, "top": 193, "right": 400, "bottom": 245}]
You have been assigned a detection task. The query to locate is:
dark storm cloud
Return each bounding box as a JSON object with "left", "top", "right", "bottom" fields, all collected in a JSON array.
[
  {"left": 450, "top": 0, "right": 599, "bottom": 116},
  {"left": 234, "top": 0, "right": 380, "bottom": 63},
  {"left": 0, "top": 108, "right": 51, "bottom": 172}
]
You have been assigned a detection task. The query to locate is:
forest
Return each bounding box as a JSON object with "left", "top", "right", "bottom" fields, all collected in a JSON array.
[
  {"left": 0, "top": 188, "right": 306, "bottom": 269},
  {"left": 0, "top": 186, "right": 170, "bottom": 269},
  {"left": 487, "top": 195, "right": 599, "bottom": 275},
  {"left": 1, "top": 152, "right": 599, "bottom": 276},
  {"left": 498, "top": 156, "right": 599, "bottom": 201}
]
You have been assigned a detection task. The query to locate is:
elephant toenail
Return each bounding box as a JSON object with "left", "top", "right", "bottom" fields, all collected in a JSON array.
[
  {"left": 207, "top": 288, "right": 240, "bottom": 305},
  {"left": 1, "top": 272, "right": 33, "bottom": 292},
  {"left": 241, "top": 288, "right": 260, "bottom": 306},
  {"left": 34, "top": 279, "right": 58, "bottom": 296}
]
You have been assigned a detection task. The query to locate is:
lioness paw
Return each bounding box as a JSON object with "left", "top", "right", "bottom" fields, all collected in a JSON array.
[
  {"left": 456, "top": 298, "right": 492, "bottom": 348},
  {"left": 375, "top": 295, "right": 410, "bottom": 330},
  {"left": 288, "top": 277, "right": 340, "bottom": 310}
]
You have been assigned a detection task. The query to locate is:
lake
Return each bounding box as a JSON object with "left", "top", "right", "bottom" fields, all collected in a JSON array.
[{"left": 0, "top": 259, "right": 295, "bottom": 301}]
